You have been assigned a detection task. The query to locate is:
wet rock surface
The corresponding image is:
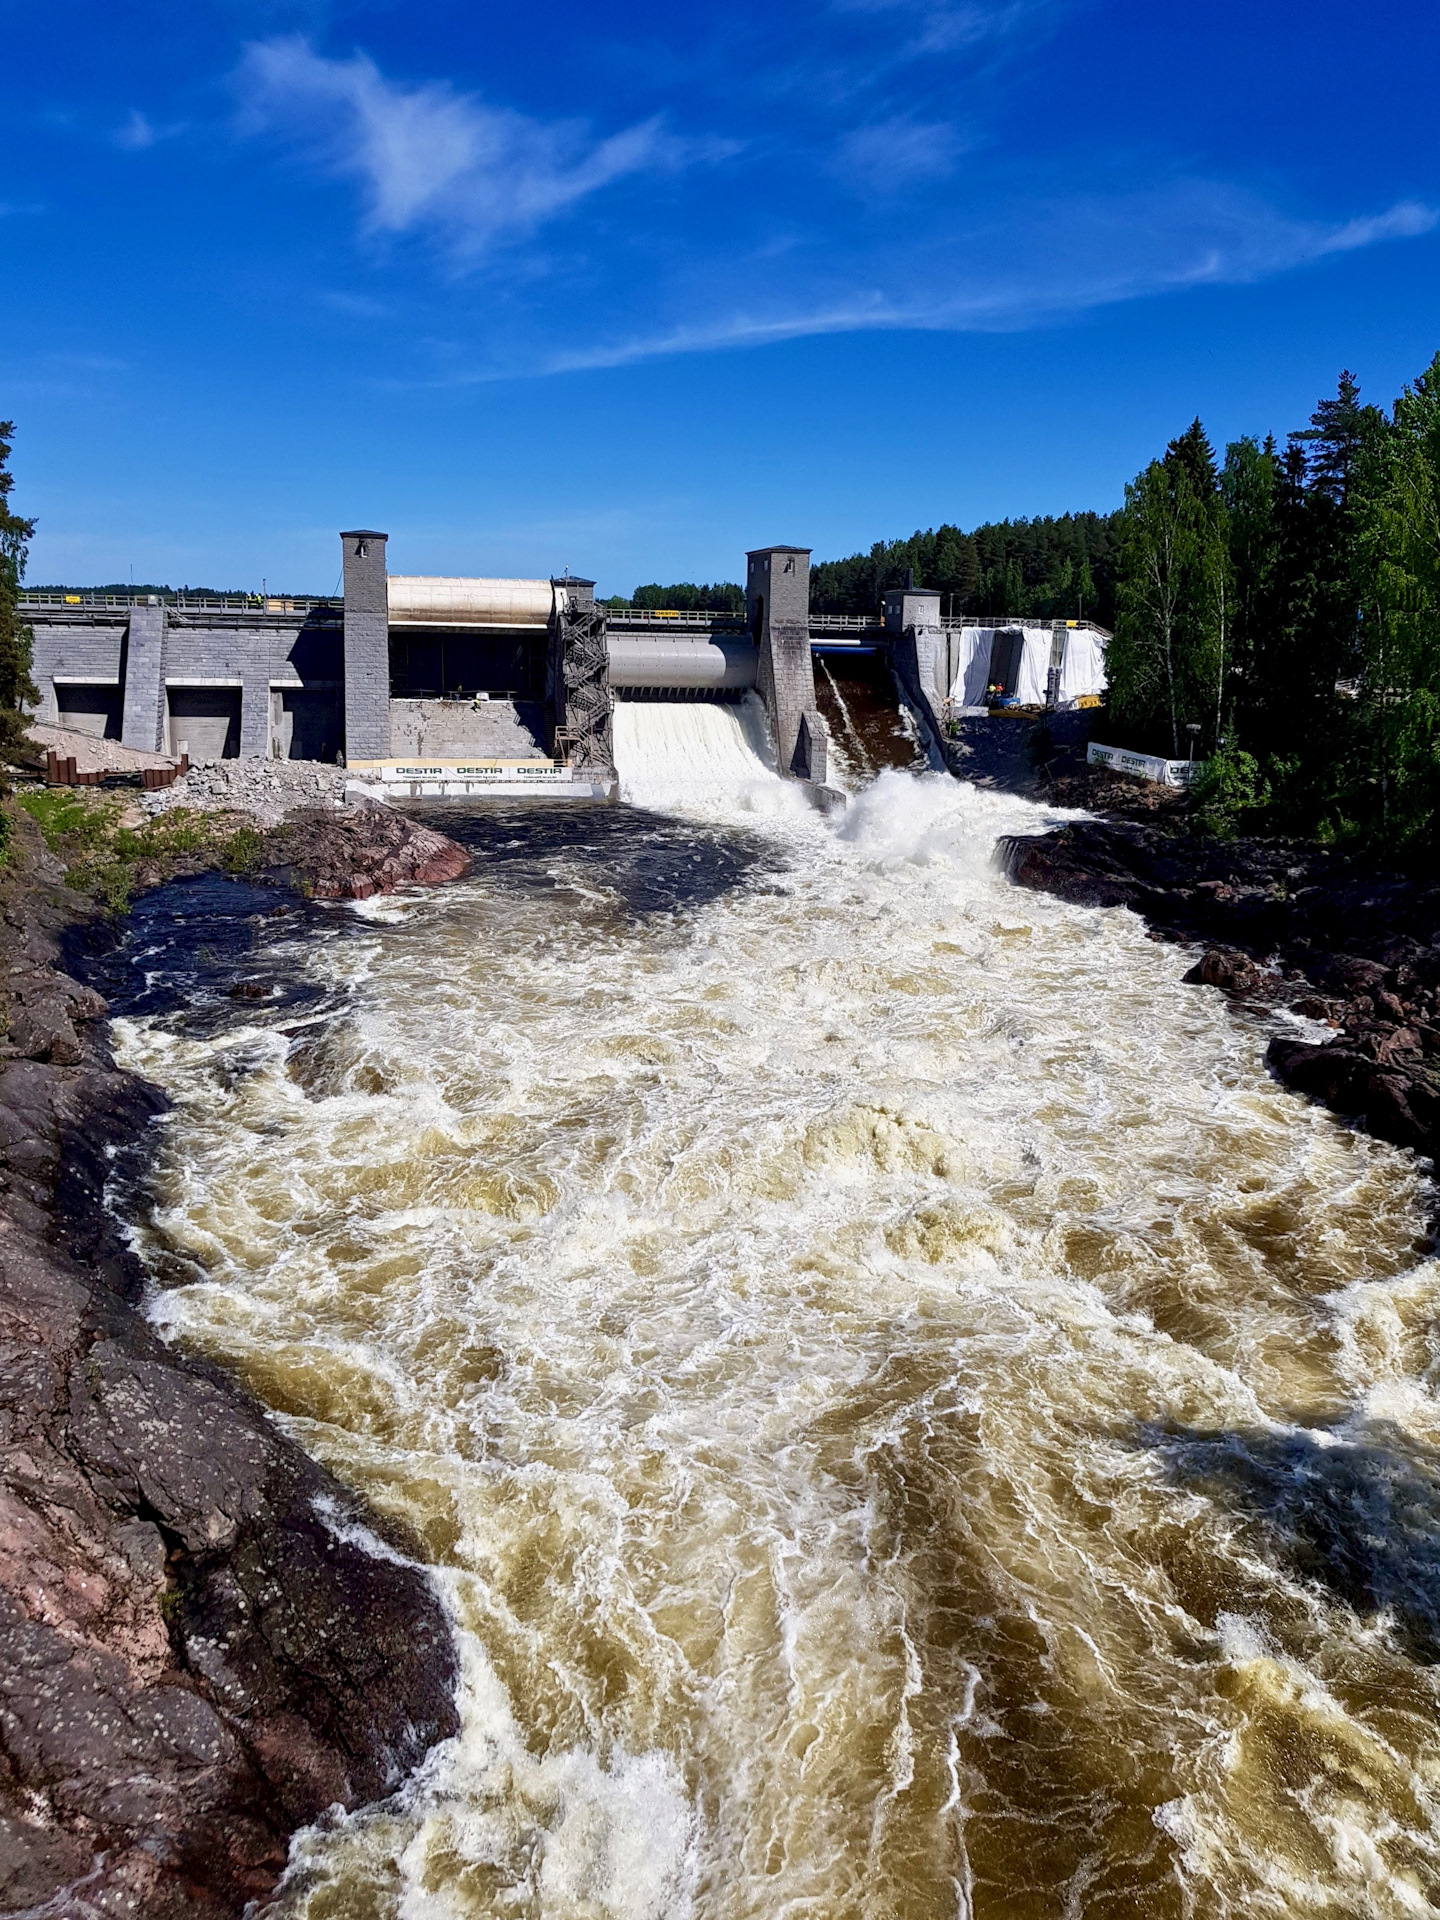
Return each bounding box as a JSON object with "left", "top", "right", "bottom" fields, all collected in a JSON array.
[
  {"left": 1000, "top": 820, "right": 1440, "bottom": 1166},
  {"left": 0, "top": 820, "right": 460, "bottom": 1918},
  {"left": 265, "top": 800, "right": 471, "bottom": 899}
]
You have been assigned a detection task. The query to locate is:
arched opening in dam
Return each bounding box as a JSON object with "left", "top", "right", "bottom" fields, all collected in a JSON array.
[{"left": 99, "top": 729, "right": 1440, "bottom": 1917}]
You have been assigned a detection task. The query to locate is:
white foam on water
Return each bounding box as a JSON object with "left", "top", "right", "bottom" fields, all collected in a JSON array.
[
  {"left": 109, "top": 764, "right": 1440, "bottom": 1917},
  {"left": 612, "top": 694, "right": 813, "bottom": 820}
]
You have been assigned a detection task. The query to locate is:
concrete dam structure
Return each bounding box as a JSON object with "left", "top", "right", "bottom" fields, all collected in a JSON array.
[{"left": 22, "top": 533, "right": 1109, "bottom": 799}]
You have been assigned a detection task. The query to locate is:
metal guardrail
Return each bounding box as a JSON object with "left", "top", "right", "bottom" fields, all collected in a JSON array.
[
  {"left": 18, "top": 592, "right": 341, "bottom": 613},
  {"left": 605, "top": 607, "right": 748, "bottom": 626}
]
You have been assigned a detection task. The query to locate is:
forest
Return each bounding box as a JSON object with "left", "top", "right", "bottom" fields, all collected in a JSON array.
[
  {"left": 1105, "top": 358, "right": 1440, "bottom": 858},
  {"left": 606, "top": 512, "right": 1123, "bottom": 625}
]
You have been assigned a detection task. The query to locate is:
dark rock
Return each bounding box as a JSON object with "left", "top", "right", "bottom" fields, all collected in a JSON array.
[
  {"left": 1182, "top": 947, "right": 1269, "bottom": 995},
  {"left": 0, "top": 817, "right": 460, "bottom": 1918}
]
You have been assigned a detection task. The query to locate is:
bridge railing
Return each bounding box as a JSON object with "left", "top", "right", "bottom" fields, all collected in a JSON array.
[
  {"left": 604, "top": 607, "right": 748, "bottom": 627},
  {"left": 18, "top": 591, "right": 342, "bottom": 614}
]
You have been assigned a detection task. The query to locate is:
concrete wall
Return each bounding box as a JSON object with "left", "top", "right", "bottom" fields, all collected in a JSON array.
[
  {"left": 388, "top": 698, "right": 548, "bottom": 759},
  {"left": 28, "top": 605, "right": 345, "bottom": 760}
]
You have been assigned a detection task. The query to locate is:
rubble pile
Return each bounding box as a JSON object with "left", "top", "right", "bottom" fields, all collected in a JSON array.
[{"left": 141, "top": 757, "right": 349, "bottom": 827}]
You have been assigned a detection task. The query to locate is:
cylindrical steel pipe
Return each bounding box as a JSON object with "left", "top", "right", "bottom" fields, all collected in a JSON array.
[
  {"left": 387, "top": 576, "right": 555, "bottom": 628},
  {"left": 606, "top": 634, "right": 759, "bottom": 691}
]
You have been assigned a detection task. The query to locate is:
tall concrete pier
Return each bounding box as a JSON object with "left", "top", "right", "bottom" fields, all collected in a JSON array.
[
  {"left": 747, "top": 546, "right": 827, "bottom": 784},
  {"left": 342, "top": 530, "right": 391, "bottom": 762}
]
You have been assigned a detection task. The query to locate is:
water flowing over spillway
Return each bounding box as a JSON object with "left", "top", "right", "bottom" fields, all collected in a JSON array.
[{"left": 108, "top": 746, "right": 1440, "bottom": 1918}]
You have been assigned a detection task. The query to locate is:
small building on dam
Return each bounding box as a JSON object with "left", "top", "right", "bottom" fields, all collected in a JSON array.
[{"left": 21, "top": 531, "right": 1109, "bottom": 797}]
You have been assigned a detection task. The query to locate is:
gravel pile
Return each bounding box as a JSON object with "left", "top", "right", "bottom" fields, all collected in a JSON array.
[
  {"left": 140, "top": 757, "right": 349, "bottom": 827},
  {"left": 24, "top": 723, "right": 176, "bottom": 774}
]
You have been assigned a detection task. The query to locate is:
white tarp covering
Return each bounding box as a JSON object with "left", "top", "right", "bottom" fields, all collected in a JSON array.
[
  {"left": 1057, "top": 627, "right": 1107, "bottom": 703},
  {"left": 950, "top": 625, "right": 1107, "bottom": 708},
  {"left": 952, "top": 629, "right": 993, "bottom": 707}
]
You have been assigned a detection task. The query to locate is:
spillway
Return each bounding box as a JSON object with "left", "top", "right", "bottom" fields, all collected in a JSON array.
[
  {"left": 611, "top": 693, "right": 810, "bottom": 817},
  {"left": 103, "top": 761, "right": 1440, "bottom": 1919}
]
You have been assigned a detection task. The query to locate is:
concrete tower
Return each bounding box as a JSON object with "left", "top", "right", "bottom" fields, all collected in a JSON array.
[
  {"left": 341, "top": 530, "right": 389, "bottom": 763},
  {"left": 746, "top": 546, "right": 824, "bottom": 782}
]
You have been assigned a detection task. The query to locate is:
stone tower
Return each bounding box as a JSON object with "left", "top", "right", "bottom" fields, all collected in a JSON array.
[
  {"left": 341, "top": 530, "right": 390, "bottom": 763},
  {"left": 746, "top": 546, "right": 825, "bottom": 782}
]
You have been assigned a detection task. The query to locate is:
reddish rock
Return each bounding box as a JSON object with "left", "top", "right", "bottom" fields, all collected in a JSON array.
[
  {"left": 0, "top": 838, "right": 459, "bottom": 1919},
  {"left": 265, "top": 804, "right": 472, "bottom": 902}
]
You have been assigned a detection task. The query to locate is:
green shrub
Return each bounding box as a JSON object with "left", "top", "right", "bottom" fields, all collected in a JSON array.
[{"left": 1191, "top": 742, "right": 1269, "bottom": 838}]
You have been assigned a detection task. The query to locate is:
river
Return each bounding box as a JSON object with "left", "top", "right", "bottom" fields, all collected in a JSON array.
[{"left": 104, "top": 697, "right": 1440, "bottom": 1918}]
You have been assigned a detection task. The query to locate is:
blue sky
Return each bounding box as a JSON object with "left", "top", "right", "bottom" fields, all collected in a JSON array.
[{"left": 4, "top": 0, "right": 1439, "bottom": 595}]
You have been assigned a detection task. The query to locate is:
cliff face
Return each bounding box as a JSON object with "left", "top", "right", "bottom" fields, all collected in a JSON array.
[{"left": 0, "top": 819, "right": 463, "bottom": 1918}]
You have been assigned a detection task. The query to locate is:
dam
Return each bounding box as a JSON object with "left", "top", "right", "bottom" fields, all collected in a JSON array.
[{"left": 22, "top": 534, "right": 1109, "bottom": 801}]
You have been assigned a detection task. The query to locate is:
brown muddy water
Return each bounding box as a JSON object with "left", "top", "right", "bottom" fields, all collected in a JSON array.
[
  {"left": 813, "top": 650, "right": 930, "bottom": 782},
  {"left": 104, "top": 701, "right": 1440, "bottom": 1918}
]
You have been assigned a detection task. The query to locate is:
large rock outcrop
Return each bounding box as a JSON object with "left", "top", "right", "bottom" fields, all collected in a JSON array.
[{"left": 0, "top": 827, "right": 460, "bottom": 1918}]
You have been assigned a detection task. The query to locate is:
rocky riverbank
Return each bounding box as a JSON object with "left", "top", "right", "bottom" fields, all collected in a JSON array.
[
  {"left": 1000, "top": 818, "right": 1440, "bottom": 1173},
  {"left": 0, "top": 802, "right": 472, "bottom": 1918}
]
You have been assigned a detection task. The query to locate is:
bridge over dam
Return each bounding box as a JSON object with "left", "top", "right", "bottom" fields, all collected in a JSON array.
[{"left": 21, "top": 532, "right": 1108, "bottom": 802}]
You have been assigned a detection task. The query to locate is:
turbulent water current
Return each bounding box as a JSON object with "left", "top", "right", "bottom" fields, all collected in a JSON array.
[{"left": 101, "top": 699, "right": 1440, "bottom": 1918}]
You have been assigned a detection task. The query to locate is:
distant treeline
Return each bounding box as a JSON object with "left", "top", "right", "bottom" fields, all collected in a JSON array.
[
  {"left": 604, "top": 515, "right": 1123, "bottom": 624},
  {"left": 808, "top": 513, "right": 1121, "bottom": 625},
  {"left": 28, "top": 583, "right": 264, "bottom": 598},
  {"left": 603, "top": 581, "right": 745, "bottom": 613}
]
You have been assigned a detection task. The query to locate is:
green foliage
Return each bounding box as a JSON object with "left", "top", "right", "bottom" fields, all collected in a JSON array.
[
  {"left": 16, "top": 790, "right": 262, "bottom": 911},
  {"left": 0, "top": 422, "right": 38, "bottom": 758},
  {"left": 1190, "top": 742, "right": 1269, "bottom": 838},
  {"left": 222, "top": 824, "right": 264, "bottom": 873},
  {"left": 808, "top": 512, "right": 1121, "bottom": 624},
  {"left": 1355, "top": 352, "right": 1440, "bottom": 859},
  {"left": 1107, "top": 422, "right": 1228, "bottom": 758},
  {"left": 1108, "top": 360, "right": 1440, "bottom": 860},
  {"left": 624, "top": 581, "right": 745, "bottom": 612},
  {"left": 17, "top": 786, "right": 123, "bottom": 850}
]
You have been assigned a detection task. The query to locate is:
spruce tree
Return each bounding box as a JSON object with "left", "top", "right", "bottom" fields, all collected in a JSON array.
[
  {"left": 1220, "top": 435, "right": 1278, "bottom": 750},
  {"left": 0, "top": 422, "right": 37, "bottom": 758},
  {"left": 1356, "top": 352, "right": 1440, "bottom": 852}
]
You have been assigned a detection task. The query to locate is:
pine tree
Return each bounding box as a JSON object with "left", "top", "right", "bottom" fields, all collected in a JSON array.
[
  {"left": 1357, "top": 353, "right": 1440, "bottom": 853},
  {"left": 1220, "top": 435, "right": 1278, "bottom": 748},
  {"left": 0, "top": 422, "right": 37, "bottom": 757}
]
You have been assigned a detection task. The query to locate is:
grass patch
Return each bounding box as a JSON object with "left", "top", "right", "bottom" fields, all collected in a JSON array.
[
  {"left": 18, "top": 786, "right": 124, "bottom": 851},
  {"left": 14, "top": 788, "right": 270, "bottom": 913}
]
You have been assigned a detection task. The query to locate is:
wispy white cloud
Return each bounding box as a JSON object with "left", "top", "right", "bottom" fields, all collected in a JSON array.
[
  {"left": 320, "top": 289, "right": 390, "bottom": 318},
  {"left": 498, "top": 185, "right": 1440, "bottom": 377},
  {"left": 828, "top": 0, "right": 1061, "bottom": 64},
  {"left": 236, "top": 37, "right": 717, "bottom": 253},
  {"left": 838, "top": 117, "right": 968, "bottom": 190},
  {"left": 114, "top": 108, "right": 188, "bottom": 151}
]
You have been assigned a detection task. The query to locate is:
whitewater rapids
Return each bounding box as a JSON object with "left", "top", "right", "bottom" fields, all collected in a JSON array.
[{"left": 111, "top": 703, "right": 1440, "bottom": 1918}]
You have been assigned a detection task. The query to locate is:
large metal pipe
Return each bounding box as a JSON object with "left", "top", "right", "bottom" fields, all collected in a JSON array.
[
  {"left": 606, "top": 633, "right": 758, "bottom": 691},
  {"left": 387, "top": 576, "right": 555, "bottom": 628}
]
